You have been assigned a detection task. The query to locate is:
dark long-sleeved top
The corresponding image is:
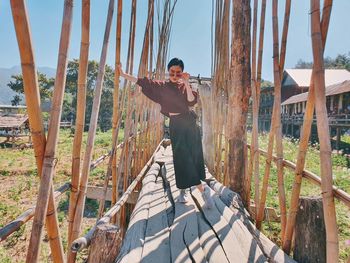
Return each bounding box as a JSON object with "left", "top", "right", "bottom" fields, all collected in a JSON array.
[{"left": 136, "top": 77, "right": 198, "bottom": 117}]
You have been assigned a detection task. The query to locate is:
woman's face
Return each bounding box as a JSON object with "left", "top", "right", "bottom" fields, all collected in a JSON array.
[{"left": 168, "top": 65, "right": 183, "bottom": 83}]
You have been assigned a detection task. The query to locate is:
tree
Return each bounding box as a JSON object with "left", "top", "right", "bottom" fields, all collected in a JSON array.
[
  {"left": 11, "top": 94, "right": 22, "bottom": 106},
  {"left": 65, "top": 59, "right": 115, "bottom": 131},
  {"left": 295, "top": 52, "right": 350, "bottom": 70},
  {"left": 8, "top": 72, "right": 54, "bottom": 101},
  {"left": 7, "top": 59, "right": 117, "bottom": 131}
]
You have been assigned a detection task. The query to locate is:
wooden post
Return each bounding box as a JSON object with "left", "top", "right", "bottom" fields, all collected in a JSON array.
[
  {"left": 310, "top": 0, "right": 338, "bottom": 259},
  {"left": 293, "top": 197, "right": 326, "bottom": 263},
  {"left": 87, "top": 224, "right": 122, "bottom": 263},
  {"left": 67, "top": 0, "right": 90, "bottom": 250},
  {"left": 227, "top": 0, "right": 251, "bottom": 207}
]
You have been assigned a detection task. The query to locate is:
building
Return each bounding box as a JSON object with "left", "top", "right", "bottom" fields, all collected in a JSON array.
[
  {"left": 281, "top": 80, "right": 350, "bottom": 116},
  {"left": 0, "top": 105, "right": 29, "bottom": 146},
  {"left": 281, "top": 69, "right": 350, "bottom": 102}
]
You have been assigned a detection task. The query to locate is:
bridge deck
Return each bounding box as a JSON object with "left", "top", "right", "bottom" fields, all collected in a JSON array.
[{"left": 116, "top": 144, "right": 295, "bottom": 263}]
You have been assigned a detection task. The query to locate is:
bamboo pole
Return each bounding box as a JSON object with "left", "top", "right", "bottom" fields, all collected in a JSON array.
[
  {"left": 67, "top": 0, "right": 90, "bottom": 250},
  {"left": 309, "top": 0, "right": 338, "bottom": 259},
  {"left": 68, "top": 1, "right": 115, "bottom": 262},
  {"left": 282, "top": 0, "right": 333, "bottom": 254},
  {"left": 111, "top": 0, "right": 123, "bottom": 225},
  {"left": 256, "top": 0, "right": 291, "bottom": 232},
  {"left": 22, "top": 1, "right": 73, "bottom": 262},
  {"left": 271, "top": 0, "right": 287, "bottom": 240},
  {"left": 96, "top": 0, "right": 123, "bottom": 223},
  {"left": 10, "top": 2, "right": 66, "bottom": 262},
  {"left": 247, "top": 0, "right": 259, "bottom": 215}
]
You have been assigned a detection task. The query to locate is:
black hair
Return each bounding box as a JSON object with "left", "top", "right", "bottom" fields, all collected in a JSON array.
[{"left": 167, "top": 57, "right": 184, "bottom": 71}]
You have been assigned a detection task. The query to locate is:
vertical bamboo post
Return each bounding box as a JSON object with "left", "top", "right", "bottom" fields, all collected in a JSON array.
[
  {"left": 110, "top": 0, "right": 123, "bottom": 225},
  {"left": 283, "top": 0, "right": 333, "bottom": 254},
  {"left": 96, "top": 0, "right": 123, "bottom": 222},
  {"left": 67, "top": 0, "right": 90, "bottom": 249},
  {"left": 24, "top": 1, "right": 73, "bottom": 262},
  {"left": 309, "top": 0, "right": 338, "bottom": 259},
  {"left": 271, "top": 0, "right": 287, "bottom": 240},
  {"left": 68, "top": 1, "right": 115, "bottom": 262},
  {"left": 247, "top": 0, "right": 259, "bottom": 215},
  {"left": 10, "top": 1, "right": 65, "bottom": 262}
]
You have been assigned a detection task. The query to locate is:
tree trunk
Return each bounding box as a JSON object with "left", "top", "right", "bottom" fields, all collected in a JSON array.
[
  {"left": 228, "top": 0, "right": 251, "bottom": 208},
  {"left": 293, "top": 197, "right": 326, "bottom": 263},
  {"left": 88, "top": 224, "right": 122, "bottom": 263}
]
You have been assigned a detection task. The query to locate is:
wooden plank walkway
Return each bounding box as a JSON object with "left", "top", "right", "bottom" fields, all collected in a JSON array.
[{"left": 116, "top": 144, "right": 296, "bottom": 263}]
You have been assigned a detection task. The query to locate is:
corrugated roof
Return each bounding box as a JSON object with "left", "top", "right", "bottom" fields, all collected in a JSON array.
[
  {"left": 284, "top": 69, "right": 350, "bottom": 87},
  {"left": 0, "top": 114, "right": 28, "bottom": 128},
  {"left": 282, "top": 80, "right": 350, "bottom": 105}
]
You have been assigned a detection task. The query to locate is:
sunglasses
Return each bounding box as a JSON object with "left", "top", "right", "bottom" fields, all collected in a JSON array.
[{"left": 169, "top": 71, "right": 182, "bottom": 77}]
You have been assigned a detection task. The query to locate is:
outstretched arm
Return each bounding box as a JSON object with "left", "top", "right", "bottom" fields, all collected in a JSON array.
[{"left": 116, "top": 64, "right": 137, "bottom": 83}]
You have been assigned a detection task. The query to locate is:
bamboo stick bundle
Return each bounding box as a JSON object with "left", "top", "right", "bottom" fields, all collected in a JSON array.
[
  {"left": 283, "top": 0, "right": 333, "bottom": 254},
  {"left": 256, "top": 0, "right": 291, "bottom": 231},
  {"left": 308, "top": 0, "right": 338, "bottom": 259},
  {"left": 10, "top": 2, "right": 66, "bottom": 262},
  {"left": 67, "top": 0, "right": 90, "bottom": 249},
  {"left": 20, "top": 1, "right": 73, "bottom": 262},
  {"left": 68, "top": 1, "right": 115, "bottom": 262}
]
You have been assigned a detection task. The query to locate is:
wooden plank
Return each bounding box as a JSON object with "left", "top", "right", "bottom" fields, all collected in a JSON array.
[
  {"left": 191, "top": 187, "right": 252, "bottom": 262},
  {"left": 191, "top": 187, "right": 229, "bottom": 263},
  {"left": 164, "top": 161, "right": 206, "bottom": 263},
  {"left": 208, "top": 188, "right": 267, "bottom": 262},
  {"left": 141, "top": 173, "right": 171, "bottom": 262},
  {"left": 116, "top": 163, "right": 159, "bottom": 263},
  {"left": 85, "top": 185, "right": 139, "bottom": 204},
  {"left": 208, "top": 177, "right": 296, "bottom": 262}
]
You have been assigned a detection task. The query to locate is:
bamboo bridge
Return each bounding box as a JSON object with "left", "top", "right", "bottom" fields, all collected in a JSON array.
[{"left": 2, "top": 0, "right": 349, "bottom": 262}]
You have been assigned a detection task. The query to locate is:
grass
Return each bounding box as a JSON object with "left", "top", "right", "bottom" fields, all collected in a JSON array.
[
  {"left": 0, "top": 128, "right": 349, "bottom": 261},
  {"left": 0, "top": 128, "right": 124, "bottom": 262},
  {"left": 247, "top": 133, "right": 350, "bottom": 261}
]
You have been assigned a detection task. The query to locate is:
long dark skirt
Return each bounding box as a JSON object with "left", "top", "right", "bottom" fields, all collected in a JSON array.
[{"left": 169, "top": 111, "right": 206, "bottom": 189}]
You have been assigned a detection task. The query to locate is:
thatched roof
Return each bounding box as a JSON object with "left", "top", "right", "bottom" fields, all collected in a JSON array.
[
  {"left": 282, "top": 80, "right": 350, "bottom": 106},
  {"left": 0, "top": 114, "right": 29, "bottom": 128}
]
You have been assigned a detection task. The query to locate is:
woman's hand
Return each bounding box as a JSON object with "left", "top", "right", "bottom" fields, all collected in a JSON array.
[
  {"left": 181, "top": 72, "right": 190, "bottom": 82},
  {"left": 116, "top": 63, "right": 138, "bottom": 83}
]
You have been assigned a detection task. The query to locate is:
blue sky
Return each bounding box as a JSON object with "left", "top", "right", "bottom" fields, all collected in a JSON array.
[{"left": 0, "top": 0, "right": 349, "bottom": 81}]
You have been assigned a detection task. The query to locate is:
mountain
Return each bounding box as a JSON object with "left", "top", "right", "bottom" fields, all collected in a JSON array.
[{"left": 0, "top": 66, "right": 56, "bottom": 105}]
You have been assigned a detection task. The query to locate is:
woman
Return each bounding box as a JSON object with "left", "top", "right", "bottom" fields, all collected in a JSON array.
[{"left": 117, "top": 58, "right": 214, "bottom": 209}]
